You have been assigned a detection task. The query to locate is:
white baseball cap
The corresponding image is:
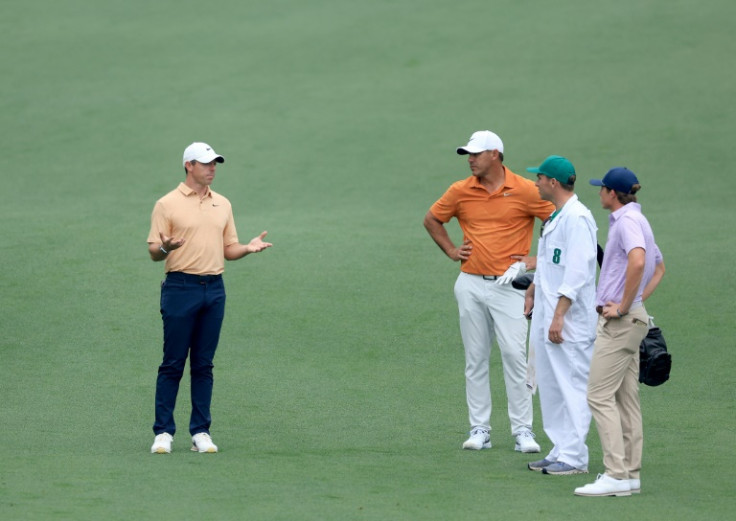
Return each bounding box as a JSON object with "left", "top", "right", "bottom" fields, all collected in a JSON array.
[
  {"left": 182, "top": 142, "right": 225, "bottom": 167},
  {"left": 456, "top": 130, "right": 504, "bottom": 155}
]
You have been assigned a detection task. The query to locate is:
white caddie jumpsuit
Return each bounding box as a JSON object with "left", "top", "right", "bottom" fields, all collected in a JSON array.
[{"left": 530, "top": 194, "right": 598, "bottom": 469}]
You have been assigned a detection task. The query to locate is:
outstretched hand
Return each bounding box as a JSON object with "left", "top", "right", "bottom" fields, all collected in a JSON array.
[
  {"left": 247, "top": 231, "right": 273, "bottom": 254},
  {"left": 159, "top": 232, "right": 185, "bottom": 252}
]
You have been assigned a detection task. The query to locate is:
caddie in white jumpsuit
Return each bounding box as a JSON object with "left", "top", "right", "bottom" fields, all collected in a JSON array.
[{"left": 524, "top": 156, "right": 598, "bottom": 475}]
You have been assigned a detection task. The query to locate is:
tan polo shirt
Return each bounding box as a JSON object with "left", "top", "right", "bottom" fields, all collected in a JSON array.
[
  {"left": 430, "top": 168, "right": 554, "bottom": 275},
  {"left": 147, "top": 182, "right": 239, "bottom": 275}
]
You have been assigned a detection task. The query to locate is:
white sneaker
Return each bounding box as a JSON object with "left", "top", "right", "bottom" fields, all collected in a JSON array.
[
  {"left": 629, "top": 478, "right": 641, "bottom": 494},
  {"left": 574, "top": 474, "right": 632, "bottom": 497},
  {"left": 462, "top": 428, "right": 491, "bottom": 450},
  {"left": 151, "top": 433, "right": 173, "bottom": 454},
  {"left": 514, "top": 430, "right": 541, "bottom": 453},
  {"left": 191, "top": 432, "right": 218, "bottom": 453}
]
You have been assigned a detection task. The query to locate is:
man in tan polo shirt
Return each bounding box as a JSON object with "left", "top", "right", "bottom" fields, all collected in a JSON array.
[
  {"left": 147, "top": 142, "right": 272, "bottom": 455},
  {"left": 424, "top": 130, "right": 554, "bottom": 453}
]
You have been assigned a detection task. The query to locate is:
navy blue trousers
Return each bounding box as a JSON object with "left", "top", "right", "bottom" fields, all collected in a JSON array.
[{"left": 154, "top": 272, "right": 226, "bottom": 436}]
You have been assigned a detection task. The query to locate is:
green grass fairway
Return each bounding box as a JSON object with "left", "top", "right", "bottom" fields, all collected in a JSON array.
[{"left": 2, "top": 0, "right": 734, "bottom": 519}]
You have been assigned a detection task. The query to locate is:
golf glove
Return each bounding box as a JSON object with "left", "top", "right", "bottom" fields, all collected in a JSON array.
[{"left": 496, "top": 261, "right": 526, "bottom": 285}]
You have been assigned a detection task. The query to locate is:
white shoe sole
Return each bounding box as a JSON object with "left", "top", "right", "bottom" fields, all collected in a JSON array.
[
  {"left": 191, "top": 445, "right": 218, "bottom": 453},
  {"left": 528, "top": 462, "right": 553, "bottom": 472},
  {"left": 515, "top": 444, "right": 541, "bottom": 453},
  {"left": 543, "top": 468, "right": 588, "bottom": 475},
  {"left": 574, "top": 488, "right": 631, "bottom": 497},
  {"left": 462, "top": 439, "right": 491, "bottom": 450}
]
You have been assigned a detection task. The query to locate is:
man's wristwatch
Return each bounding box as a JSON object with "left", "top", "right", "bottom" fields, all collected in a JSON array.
[{"left": 159, "top": 245, "right": 169, "bottom": 255}]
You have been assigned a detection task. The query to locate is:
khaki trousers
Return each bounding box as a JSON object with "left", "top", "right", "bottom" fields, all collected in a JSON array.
[{"left": 587, "top": 306, "right": 649, "bottom": 479}]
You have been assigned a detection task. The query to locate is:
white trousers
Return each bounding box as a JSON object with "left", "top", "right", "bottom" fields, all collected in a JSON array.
[
  {"left": 534, "top": 337, "right": 593, "bottom": 469},
  {"left": 454, "top": 272, "right": 533, "bottom": 435}
]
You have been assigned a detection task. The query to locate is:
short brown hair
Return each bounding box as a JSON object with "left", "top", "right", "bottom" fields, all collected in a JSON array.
[
  {"left": 559, "top": 174, "right": 575, "bottom": 192},
  {"left": 612, "top": 183, "right": 640, "bottom": 204}
]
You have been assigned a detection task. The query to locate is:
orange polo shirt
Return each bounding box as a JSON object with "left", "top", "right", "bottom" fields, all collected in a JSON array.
[
  {"left": 430, "top": 167, "right": 554, "bottom": 276},
  {"left": 147, "top": 182, "right": 239, "bottom": 275}
]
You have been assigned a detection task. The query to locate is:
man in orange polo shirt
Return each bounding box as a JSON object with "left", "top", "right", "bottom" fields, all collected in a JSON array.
[
  {"left": 424, "top": 130, "right": 554, "bottom": 452},
  {"left": 147, "top": 142, "right": 272, "bottom": 455}
]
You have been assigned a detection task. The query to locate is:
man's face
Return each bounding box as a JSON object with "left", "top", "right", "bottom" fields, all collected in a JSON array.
[
  {"left": 599, "top": 186, "right": 615, "bottom": 210},
  {"left": 186, "top": 159, "right": 217, "bottom": 186},
  {"left": 535, "top": 174, "right": 555, "bottom": 202},
  {"left": 467, "top": 150, "right": 497, "bottom": 178}
]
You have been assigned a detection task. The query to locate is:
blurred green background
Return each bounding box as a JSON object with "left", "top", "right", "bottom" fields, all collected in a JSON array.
[{"left": 1, "top": 1, "right": 734, "bottom": 519}]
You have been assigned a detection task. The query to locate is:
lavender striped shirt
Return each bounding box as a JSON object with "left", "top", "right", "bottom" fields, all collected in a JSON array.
[{"left": 596, "top": 203, "right": 663, "bottom": 307}]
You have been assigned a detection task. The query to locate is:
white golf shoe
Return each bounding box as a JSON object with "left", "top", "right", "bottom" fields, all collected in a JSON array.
[
  {"left": 574, "top": 474, "right": 632, "bottom": 497},
  {"left": 151, "top": 433, "right": 173, "bottom": 454},
  {"left": 629, "top": 478, "right": 641, "bottom": 494},
  {"left": 514, "top": 430, "right": 541, "bottom": 453},
  {"left": 462, "top": 428, "right": 491, "bottom": 450},
  {"left": 191, "top": 432, "right": 218, "bottom": 453}
]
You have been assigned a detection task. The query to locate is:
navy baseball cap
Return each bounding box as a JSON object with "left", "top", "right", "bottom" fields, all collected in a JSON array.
[{"left": 589, "top": 167, "right": 639, "bottom": 194}]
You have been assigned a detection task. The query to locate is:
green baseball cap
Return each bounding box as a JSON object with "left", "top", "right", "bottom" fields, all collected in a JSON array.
[{"left": 526, "top": 155, "right": 576, "bottom": 184}]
